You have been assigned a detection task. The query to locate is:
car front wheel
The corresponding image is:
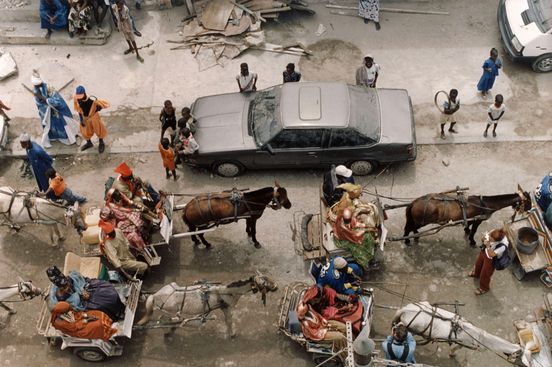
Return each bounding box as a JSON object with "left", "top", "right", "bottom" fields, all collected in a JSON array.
[
  {"left": 532, "top": 54, "right": 552, "bottom": 73},
  {"left": 350, "top": 160, "right": 376, "bottom": 176},
  {"left": 212, "top": 161, "right": 243, "bottom": 177}
]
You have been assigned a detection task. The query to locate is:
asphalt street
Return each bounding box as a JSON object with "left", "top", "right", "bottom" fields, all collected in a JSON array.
[{"left": 0, "top": 1, "right": 551, "bottom": 367}]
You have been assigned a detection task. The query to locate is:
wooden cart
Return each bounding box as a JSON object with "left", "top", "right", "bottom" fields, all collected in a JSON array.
[
  {"left": 37, "top": 252, "right": 142, "bottom": 362},
  {"left": 504, "top": 194, "right": 552, "bottom": 283},
  {"left": 292, "top": 187, "right": 387, "bottom": 270}
]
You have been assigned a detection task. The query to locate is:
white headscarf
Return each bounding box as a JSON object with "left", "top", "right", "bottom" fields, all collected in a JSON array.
[{"left": 31, "top": 70, "right": 43, "bottom": 86}]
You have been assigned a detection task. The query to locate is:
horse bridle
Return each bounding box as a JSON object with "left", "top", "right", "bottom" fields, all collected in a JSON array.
[{"left": 269, "top": 187, "right": 282, "bottom": 210}]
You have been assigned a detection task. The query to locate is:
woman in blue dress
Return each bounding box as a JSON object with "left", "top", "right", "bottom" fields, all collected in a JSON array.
[
  {"left": 477, "top": 48, "right": 502, "bottom": 96},
  {"left": 40, "top": 0, "right": 69, "bottom": 38}
]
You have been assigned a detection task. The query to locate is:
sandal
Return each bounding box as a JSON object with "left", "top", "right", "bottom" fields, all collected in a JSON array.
[
  {"left": 124, "top": 49, "right": 134, "bottom": 55},
  {"left": 474, "top": 288, "right": 488, "bottom": 295},
  {"left": 468, "top": 271, "right": 476, "bottom": 278}
]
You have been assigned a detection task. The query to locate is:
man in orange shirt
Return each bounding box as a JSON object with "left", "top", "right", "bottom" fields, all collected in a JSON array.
[{"left": 42, "top": 168, "right": 87, "bottom": 204}]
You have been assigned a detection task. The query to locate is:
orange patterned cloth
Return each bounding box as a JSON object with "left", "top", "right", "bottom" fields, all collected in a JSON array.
[{"left": 51, "top": 301, "right": 117, "bottom": 341}]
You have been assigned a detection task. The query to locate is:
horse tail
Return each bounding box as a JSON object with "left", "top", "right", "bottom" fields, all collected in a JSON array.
[{"left": 136, "top": 294, "right": 155, "bottom": 325}]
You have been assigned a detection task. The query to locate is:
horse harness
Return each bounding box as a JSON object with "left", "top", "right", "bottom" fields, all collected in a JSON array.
[
  {"left": 405, "top": 303, "right": 462, "bottom": 345},
  {"left": 160, "top": 282, "right": 229, "bottom": 324},
  {"left": 420, "top": 191, "right": 486, "bottom": 228},
  {"left": 193, "top": 188, "right": 278, "bottom": 226},
  {"left": 0, "top": 189, "right": 64, "bottom": 228}
]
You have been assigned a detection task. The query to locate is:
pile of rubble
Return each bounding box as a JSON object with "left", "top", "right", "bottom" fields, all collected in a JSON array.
[{"left": 169, "top": 0, "right": 314, "bottom": 70}]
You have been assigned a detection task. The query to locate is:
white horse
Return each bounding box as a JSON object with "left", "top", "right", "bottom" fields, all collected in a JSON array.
[
  {"left": 393, "top": 302, "right": 532, "bottom": 366},
  {"left": 0, "top": 280, "right": 43, "bottom": 315},
  {"left": 137, "top": 272, "right": 278, "bottom": 338},
  {"left": 0, "top": 186, "right": 87, "bottom": 246}
]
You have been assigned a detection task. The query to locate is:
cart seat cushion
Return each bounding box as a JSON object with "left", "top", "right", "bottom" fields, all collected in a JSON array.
[
  {"left": 85, "top": 208, "right": 101, "bottom": 226},
  {"left": 81, "top": 225, "right": 101, "bottom": 245},
  {"left": 64, "top": 252, "right": 102, "bottom": 279}
]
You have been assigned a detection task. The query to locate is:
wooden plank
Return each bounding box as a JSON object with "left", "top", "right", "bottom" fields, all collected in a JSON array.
[
  {"left": 231, "top": 1, "right": 267, "bottom": 22},
  {"left": 185, "top": 0, "right": 195, "bottom": 15},
  {"left": 222, "top": 14, "right": 252, "bottom": 36},
  {"left": 201, "top": 0, "right": 235, "bottom": 31},
  {"left": 327, "top": 4, "right": 449, "bottom": 16},
  {"left": 259, "top": 6, "right": 291, "bottom": 14}
]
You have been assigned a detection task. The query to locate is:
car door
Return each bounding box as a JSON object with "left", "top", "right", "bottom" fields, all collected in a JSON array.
[
  {"left": 318, "top": 128, "right": 377, "bottom": 166},
  {"left": 253, "top": 128, "right": 324, "bottom": 168}
]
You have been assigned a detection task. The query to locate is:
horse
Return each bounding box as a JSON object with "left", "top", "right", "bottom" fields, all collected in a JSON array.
[
  {"left": 403, "top": 187, "right": 531, "bottom": 246},
  {"left": 181, "top": 181, "right": 291, "bottom": 249},
  {"left": 0, "top": 186, "right": 87, "bottom": 246},
  {"left": 0, "top": 280, "right": 43, "bottom": 315},
  {"left": 393, "top": 302, "right": 531, "bottom": 366},
  {"left": 136, "top": 271, "right": 278, "bottom": 338}
]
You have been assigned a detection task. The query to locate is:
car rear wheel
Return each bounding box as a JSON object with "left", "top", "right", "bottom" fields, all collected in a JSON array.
[
  {"left": 212, "top": 161, "right": 244, "bottom": 177},
  {"left": 73, "top": 348, "right": 107, "bottom": 362},
  {"left": 532, "top": 54, "right": 552, "bottom": 73},
  {"left": 350, "top": 160, "right": 376, "bottom": 176}
]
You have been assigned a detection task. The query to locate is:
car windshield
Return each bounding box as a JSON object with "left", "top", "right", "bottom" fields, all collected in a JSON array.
[
  {"left": 530, "top": 0, "right": 552, "bottom": 32},
  {"left": 347, "top": 86, "right": 381, "bottom": 141},
  {"left": 248, "top": 86, "right": 282, "bottom": 146}
]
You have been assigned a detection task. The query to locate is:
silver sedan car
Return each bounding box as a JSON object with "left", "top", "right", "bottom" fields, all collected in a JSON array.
[{"left": 186, "top": 81, "right": 416, "bottom": 177}]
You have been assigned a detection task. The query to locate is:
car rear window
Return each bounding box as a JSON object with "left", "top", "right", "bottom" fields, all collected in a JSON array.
[{"left": 347, "top": 86, "right": 381, "bottom": 141}]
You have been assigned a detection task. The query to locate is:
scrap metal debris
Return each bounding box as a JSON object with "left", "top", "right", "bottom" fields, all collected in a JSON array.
[
  {"left": 0, "top": 49, "right": 17, "bottom": 81},
  {"left": 170, "top": 0, "right": 314, "bottom": 69}
]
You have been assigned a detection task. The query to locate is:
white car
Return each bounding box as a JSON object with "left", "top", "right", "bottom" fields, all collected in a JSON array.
[{"left": 498, "top": 0, "right": 552, "bottom": 72}]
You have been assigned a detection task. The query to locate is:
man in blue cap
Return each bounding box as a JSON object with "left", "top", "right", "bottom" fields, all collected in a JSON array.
[{"left": 73, "top": 85, "right": 109, "bottom": 153}]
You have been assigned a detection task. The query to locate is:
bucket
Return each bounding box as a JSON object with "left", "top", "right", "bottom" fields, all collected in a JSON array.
[{"left": 516, "top": 227, "right": 539, "bottom": 255}]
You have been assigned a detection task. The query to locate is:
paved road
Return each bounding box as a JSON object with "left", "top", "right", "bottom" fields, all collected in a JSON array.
[{"left": 1, "top": 1, "right": 551, "bottom": 366}]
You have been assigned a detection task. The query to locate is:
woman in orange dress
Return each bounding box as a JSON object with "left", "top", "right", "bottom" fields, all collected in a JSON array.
[{"left": 51, "top": 301, "right": 117, "bottom": 341}]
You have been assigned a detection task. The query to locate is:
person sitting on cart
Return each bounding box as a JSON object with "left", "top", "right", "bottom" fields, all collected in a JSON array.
[
  {"left": 46, "top": 265, "right": 125, "bottom": 321},
  {"left": 323, "top": 165, "right": 355, "bottom": 207},
  {"left": 535, "top": 172, "right": 552, "bottom": 228},
  {"left": 297, "top": 300, "right": 348, "bottom": 362},
  {"left": 316, "top": 257, "right": 363, "bottom": 295},
  {"left": 382, "top": 322, "right": 416, "bottom": 364},
  {"left": 99, "top": 221, "right": 148, "bottom": 281},
  {"left": 112, "top": 161, "right": 160, "bottom": 208},
  {"left": 47, "top": 265, "right": 88, "bottom": 311},
  {"left": 51, "top": 301, "right": 118, "bottom": 341}
]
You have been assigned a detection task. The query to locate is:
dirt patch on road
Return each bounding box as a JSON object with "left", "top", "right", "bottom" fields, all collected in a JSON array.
[{"left": 299, "top": 39, "right": 361, "bottom": 83}]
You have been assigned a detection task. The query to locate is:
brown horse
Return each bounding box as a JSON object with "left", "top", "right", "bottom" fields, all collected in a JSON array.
[
  {"left": 182, "top": 182, "right": 291, "bottom": 249},
  {"left": 403, "top": 188, "right": 531, "bottom": 246}
]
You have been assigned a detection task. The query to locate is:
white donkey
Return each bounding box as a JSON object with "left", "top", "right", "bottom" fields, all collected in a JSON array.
[
  {"left": 0, "top": 186, "right": 87, "bottom": 246},
  {"left": 137, "top": 272, "right": 278, "bottom": 338},
  {"left": 0, "top": 280, "right": 43, "bottom": 315},
  {"left": 393, "top": 302, "right": 532, "bottom": 366}
]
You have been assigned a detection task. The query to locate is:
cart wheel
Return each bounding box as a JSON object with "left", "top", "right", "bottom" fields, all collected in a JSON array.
[
  {"left": 73, "top": 347, "right": 107, "bottom": 362},
  {"left": 312, "top": 353, "right": 343, "bottom": 367}
]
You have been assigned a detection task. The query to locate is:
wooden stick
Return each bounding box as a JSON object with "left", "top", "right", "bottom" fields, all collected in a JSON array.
[
  {"left": 326, "top": 4, "right": 449, "bottom": 15},
  {"left": 231, "top": 1, "right": 267, "bottom": 22},
  {"left": 57, "top": 78, "right": 75, "bottom": 92},
  {"left": 259, "top": 6, "right": 291, "bottom": 14},
  {"left": 251, "top": 47, "right": 306, "bottom": 56}
]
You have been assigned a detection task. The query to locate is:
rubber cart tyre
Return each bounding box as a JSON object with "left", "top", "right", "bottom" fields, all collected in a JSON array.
[
  {"left": 350, "top": 160, "right": 376, "bottom": 176},
  {"left": 212, "top": 161, "right": 244, "bottom": 178},
  {"left": 312, "top": 353, "right": 343, "bottom": 367},
  {"left": 73, "top": 347, "right": 107, "bottom": 362},
  {"left": 532, "top": 54, "right": 552, "bottom": 73}
]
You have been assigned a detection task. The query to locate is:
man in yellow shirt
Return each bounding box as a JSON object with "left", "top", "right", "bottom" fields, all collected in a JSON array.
[{"left": 42, "top": 168, "right": 87, "bottom": 204}]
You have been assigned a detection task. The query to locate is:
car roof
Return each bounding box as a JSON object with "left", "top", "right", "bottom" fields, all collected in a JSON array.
[{"left": 279, "top": 81, "right": 350, "bottom": 129}]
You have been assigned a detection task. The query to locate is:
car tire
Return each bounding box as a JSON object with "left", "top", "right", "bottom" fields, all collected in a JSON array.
[
  {"left": 350, "top": 160, "right": 377, "bottom": 176},
  {"left": 212, "top": 161, "right": 244, "bottom": 177},
  {"left": 73, "top": 347, "right": 107, "bottom": 362},
  {"left": 532, "top": 54, "right": 552, "bottom": 73}
]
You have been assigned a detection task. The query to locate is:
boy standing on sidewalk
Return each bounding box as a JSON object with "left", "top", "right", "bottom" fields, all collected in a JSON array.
[
  {"left": 440, "top": 89, "right": 460, "bottom": 139},
  {"left": 484, "top": 94, "right": 506, "bottom": 138},
  {"left": 159, "top": 138, "right": 177, "bottom": 181}
]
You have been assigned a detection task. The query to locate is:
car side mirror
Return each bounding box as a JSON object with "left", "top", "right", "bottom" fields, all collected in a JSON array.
[{"left": 263, "top": 144, "right": 275, "bottom": 155}]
